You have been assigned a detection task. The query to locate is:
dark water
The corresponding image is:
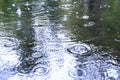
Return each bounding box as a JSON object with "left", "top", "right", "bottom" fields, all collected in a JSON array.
[{"left": 0, "top": 0, "right": 120, "bottom": 80}]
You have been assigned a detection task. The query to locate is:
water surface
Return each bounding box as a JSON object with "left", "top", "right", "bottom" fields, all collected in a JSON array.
[{"left": 0, "top": 0, "right": 120, "bottom": 80}]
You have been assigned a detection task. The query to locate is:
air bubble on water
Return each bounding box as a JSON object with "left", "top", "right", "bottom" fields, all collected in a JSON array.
[
  {"left": 100, "top": 18, "right": 103, "bottom": 20},
  {"left": 82, "top": 15, "right": 89, "bottom": 19},
  {"left": 74, "top": 2, "right": 77, "bottom": 4},
  {"left": 16, "top": 8, "right": 22, "bottom": 17},
  {"left": 28, "top": 8, "right": 30, "bottom": 10},
  {"left": 108, "top": 6, "right": 111, "bottom": 8},
  {"left": 76, "top": 12, "right": 79, "bottom": 15},
  {"left": 12, "top": 4, "right": 15, "bottom": 7},
  {"left": 25, "top": 2, "right": 29, "bottom": 6},
  {"left": 84, "top": 21, "right": 95, "bottom": 27}
]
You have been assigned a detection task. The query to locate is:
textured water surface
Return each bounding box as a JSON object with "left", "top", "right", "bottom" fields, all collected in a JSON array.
[{"left": 0, "top": 0, "right": 120, "bottom": 80}]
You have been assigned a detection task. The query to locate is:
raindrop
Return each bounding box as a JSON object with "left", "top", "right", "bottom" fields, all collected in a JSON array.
[
  {"left": 84, "top": 21, "right": 95, "bottom": 27},
  {"left": 76, "top": 12, "right": 79, "bottom": 15},
  {"left": 108, "top": 6, "right": 111, "bottom": 8},
  {"left": 82, "top": 15, "right": 89, "bottom": 19},
  {"left": 25, "top": 2, "right": 29, "bottom": 6},
  {"left": 107, "top": 77, "right": 116, "bottom": 80},
  {"left": 16, "top": 64, "right": 33, "bottom": 74},
  {"left": 12, "top": 4, "right": 15, "bottom": 7},
  {"left": 67, "top": 43, "right": 91, "bottom": 55},
  {"left": 74, "top": 2, "right": 77, "bottom": 4},
  {"left": 16, "top": 8, "right": 22, "bottom": 17},
  {"left": 100, "top": 18, "right": 104, "bottom": 20},
  {"left": 68, "top": 67, "right": 86, "bottom": 78},
  {"left": 59, "top": 4, "right": 74, "bottom": 10},
  {"left": 33, "top": 65, "right": 50, "bottom": 76},
  {"left": 114, "top": 39, "right": 120, "bottom": 43}
]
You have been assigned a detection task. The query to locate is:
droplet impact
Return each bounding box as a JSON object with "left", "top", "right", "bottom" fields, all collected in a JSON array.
[
  {"left": 59, "top": 4, "right": 74, "bottom": 10},
  {"left": 33, "top": 65, "right": 50, "bottom": 76},
  {"left": 107, "top": 77, "right": 116, "bottom": 80},
  {"left": 67, "top": 43, "right": 91, "bottom": 55},
  {"left": 68, "top": 67, "right": 86, "bottom": 78},
  {"left": 82, "top": 15, "right": 89, "bottom": 19},
  {"left": 84, "top": 21, "right": 95, "bottom": 27},
  {"left": 16, "top": 8, "right": 22, "bottom": 17}
]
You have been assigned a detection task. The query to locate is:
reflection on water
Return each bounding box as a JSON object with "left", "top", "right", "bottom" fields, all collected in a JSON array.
[{"left": 0, "top": 0, "right": 120, "bottom": 80}]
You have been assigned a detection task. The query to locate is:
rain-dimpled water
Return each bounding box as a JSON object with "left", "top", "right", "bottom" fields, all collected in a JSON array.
[{"left": 0, "top": 0, "right": 120, "bottom": 80}]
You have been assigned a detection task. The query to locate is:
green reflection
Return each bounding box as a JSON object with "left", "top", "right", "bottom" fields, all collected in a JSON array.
[
  {"left": 0, "top": 0, "right": 35, "bottom": 74},
  {"left": 0, "top": 0, "right": 120, "bottom": 74},
  {"left": 58, "top": 0, "right": 120, "bottom": 57}
]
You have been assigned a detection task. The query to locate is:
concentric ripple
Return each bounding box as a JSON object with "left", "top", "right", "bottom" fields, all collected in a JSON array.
[
  {"left": 59, "top": 4, "right": 74, "bottom": 10},
  {"left": 68, "top": 67, "right": 86, "bottom": 79},
  {"left": 32, "top": 64, "right": 50, "bottom": 76},
  {"left": 107, "top": 77, "right": 116, "bottom": 80},
  {"left": 67, "top": 43, "right": 91, "bottom": 55}
]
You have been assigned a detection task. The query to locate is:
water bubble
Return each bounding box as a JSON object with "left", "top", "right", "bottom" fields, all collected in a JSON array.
[
  {"left": 108, "top": 6, "right": 111, "bottom": 8},
  {"left": 12, "top": 4, "right": 15, "bottom": 7},
  {"left": 84, "top": 21, "right": 95, "bottom": 27},
  {"left": 82, "top": 15, "right": 89, "bottom": 19},
  {"left": 25, "top": 2, "right": 30, "bottom": 6},
  {"left": 74, "top": 2, "right": 77, "bottom": 4},
  {"left": 67, "top": 43, "right": 91, "bottom": 55},
  {"left": 16, "top": 8, "right": 22, "bottom": 17},
  {"left": 76, "top": 12, "right": 79, "bottom": 15}
]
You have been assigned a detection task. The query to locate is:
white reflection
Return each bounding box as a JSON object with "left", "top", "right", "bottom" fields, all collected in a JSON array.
[
  {"left": 107, "top": 68, "right": 118, "bottom": 79},
  {"left": 84, "top": 21, "right": 95, "bottom": 27},
  {"left": 16, "top": 21, "right": 22, "bottom": 30},
  {"left": 82, "top": 15, "right": 89, "bottom": 20},
  {"left": 49, "top": 49, "right": 75, "bottom": 80},
  {"left": 59, "top": 4, "right": 74, "bottom": 10},
  {"left": 25, "top": 1, "right": 30, "bottom": 6},
  {"left": 0, "top": 37, "right": 20, "bottom": 80},
  {"left": 16, "top": 7, "right": 22, "bottom": 17},
  {"left": 62, "top": 15, "right": 69, "bottom": 21},
  {"left": 12, "top": 4, "right": 15, "bottom": 7}
]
